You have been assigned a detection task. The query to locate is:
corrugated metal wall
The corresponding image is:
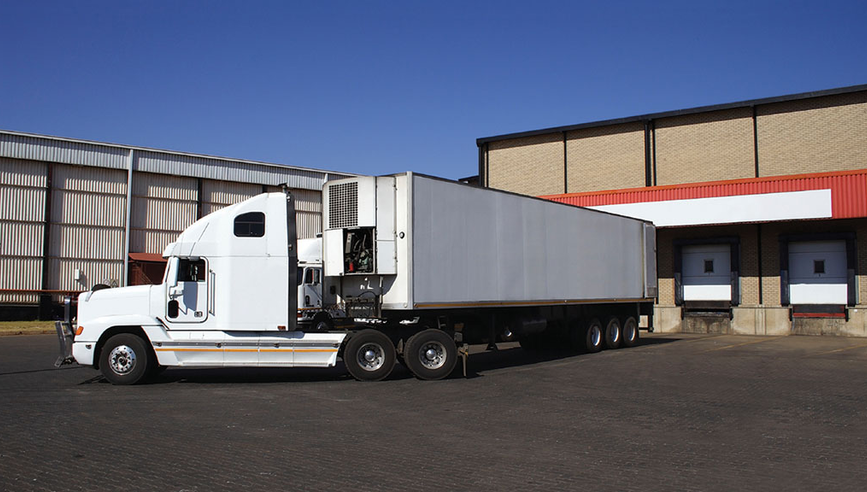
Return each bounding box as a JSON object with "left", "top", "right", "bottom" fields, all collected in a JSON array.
[
  {"left": 0, "top": 131, "right": 347, "bottom": 309},
  {"left": 131, "top": 172, "right": 198, "bottom": 254},
  {"left": 48, "top": 164, "right": 127, "bottom": 296},
  {"left": 0, "top": 158, "right": 46, "bottom": 303},
  {"left": 292, "top": 188, "right": 323, "bottom": 239},
  {"left": 201, "top": 179, "right": 262, "bottom": 215}
]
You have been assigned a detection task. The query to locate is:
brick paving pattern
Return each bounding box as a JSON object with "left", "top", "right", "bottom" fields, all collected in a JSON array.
[{"left": 1, "top": 333, "right": 866, "bottom": 491}]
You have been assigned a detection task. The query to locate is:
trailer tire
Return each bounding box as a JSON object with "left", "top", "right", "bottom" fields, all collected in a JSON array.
[
  {"left": 621, "top": 316, "right": 639, "bottom": 348},
  {"left": 604, "top": 317, "right": 622, "bottom": 349},
  {"left": 344, "top": 330, "right": 396, "bottom": 382},
  {"left": 99, "top": 333, "right": 150, "bottom": 385},
  {"left": 404, "top": 329, "right": 457, "bottom": 380},
  {"left": 585, "top": 318, "right": 603, "bottom": 353}
]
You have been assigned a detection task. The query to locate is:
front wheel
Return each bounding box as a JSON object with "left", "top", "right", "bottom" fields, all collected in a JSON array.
[
  {"left": 404, "top": 329, "right": 457, "bottom": 380},
  {"left": 99, "top": 333, "right": 150, "bottom": 385},
  {"left": 343, "top": 330, "right": 396, "bottom": 382}
]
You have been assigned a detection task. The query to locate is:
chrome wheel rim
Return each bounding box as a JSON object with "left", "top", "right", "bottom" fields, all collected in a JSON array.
[
  {"left": 357, "top": 342, "right": 385, "bottom": 372},
  {"left": 418, "top": 341, "right": 446, "bottom": 370},
  {"left": 624, "top": 321, "right": 636, "bottom": 341},
  {"left": 608, "top": 323, "right": 620, "bottom": 344},
  {"left": 108, "top": 345, "right": 137, "bottom": 375},
  {"left": 589, "top": 326, "right": 602, "bottom": 347}
]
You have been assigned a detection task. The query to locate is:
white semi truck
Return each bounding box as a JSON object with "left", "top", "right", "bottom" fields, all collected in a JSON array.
[{"left": 56, "top": 173, "right": 657, "bottom": 384}]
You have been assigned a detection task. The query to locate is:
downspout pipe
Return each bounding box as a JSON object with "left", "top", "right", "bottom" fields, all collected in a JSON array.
[{"left": 123, "top": 149, "right": 134, "bottom": 287}]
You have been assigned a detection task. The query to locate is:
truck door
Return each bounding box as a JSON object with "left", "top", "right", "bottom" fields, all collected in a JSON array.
[
  {"left": 167, "top": 258, "right": 209, "bottom": 323},
  {"left": 300, "top": 267, "right": 323, "bottom": 308}
]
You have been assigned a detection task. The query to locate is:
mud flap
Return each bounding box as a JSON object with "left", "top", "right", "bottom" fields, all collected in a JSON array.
[{"left": 54, "top": 321, "right": 75, "bottom": 367}]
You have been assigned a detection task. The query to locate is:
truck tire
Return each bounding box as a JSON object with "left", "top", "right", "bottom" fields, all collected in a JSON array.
[
  {"left": 99, "top": 333, "right": 150, "bottom": 385},
  {"left": 585, "top": 318, "right": 603, "bottom": 353},
  {"left": 621, "top": 316, "right": 639, "bottom": 348},
  {"left": 404, "top": 329, "right": 457, "bottom": 380},
  {"left": 313, "top": 314, "right": 334, "bottom": 332},
  {"left": 343, "top": 330, "right": 396, "bottom": 382},
  {"left": 604, "top": 317, "right": 622, "bottom": 349}
]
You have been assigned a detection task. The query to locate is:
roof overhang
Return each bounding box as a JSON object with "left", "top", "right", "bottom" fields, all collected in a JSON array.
[{"left": 541, "top": 170, "right": 867, "bottom": 228}]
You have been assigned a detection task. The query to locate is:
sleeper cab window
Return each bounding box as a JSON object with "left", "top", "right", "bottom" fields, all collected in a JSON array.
[{"left": 234, "top": 212, "right": 265, "bottom": 237}]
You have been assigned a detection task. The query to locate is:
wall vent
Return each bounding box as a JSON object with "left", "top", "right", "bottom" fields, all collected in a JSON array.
[{"left": 328, "top": 181, "right": 358, "bottom": 229}]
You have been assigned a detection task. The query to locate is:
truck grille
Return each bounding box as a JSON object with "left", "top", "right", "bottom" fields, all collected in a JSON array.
[{"left": 328, "top": 181, "right": 358, "bottom": 229}]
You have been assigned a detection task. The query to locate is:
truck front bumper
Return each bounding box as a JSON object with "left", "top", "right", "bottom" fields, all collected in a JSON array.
[{"left": 54, "top": 321, "right": 75, "bottom": 367}]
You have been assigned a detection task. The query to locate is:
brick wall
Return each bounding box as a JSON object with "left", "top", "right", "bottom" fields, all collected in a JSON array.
[
  {"left": 565, "top": 122, "right": 645, "bottom": 193},
  {"left": 654, "top": 108, "right": 755, "bottom": 186},
  {"left": 487, "top": 133, "right": 563, "bottom": 196},
  {"left": 484, "top": 90, "right": 866, "bottom": 196},
  {"left": 757, "top": 92, "right": 867, "bottom": 177}
]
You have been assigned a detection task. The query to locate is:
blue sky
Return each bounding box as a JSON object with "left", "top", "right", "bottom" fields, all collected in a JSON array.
[{"left": 1, "top": 1, "right": 865, "bottom": 179}]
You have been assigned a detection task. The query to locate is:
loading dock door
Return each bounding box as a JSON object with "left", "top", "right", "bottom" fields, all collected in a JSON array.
[
  {"left": 682, "top": 244, "right": 732, "bottom": 301},
  {"left": 788, "top": 240, "right": 847, "bottom": 304}
]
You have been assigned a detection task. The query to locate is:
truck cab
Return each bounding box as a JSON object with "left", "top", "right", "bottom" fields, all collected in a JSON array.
[{"left": 63, "top": 192, "right": 346, "bottom": 384}]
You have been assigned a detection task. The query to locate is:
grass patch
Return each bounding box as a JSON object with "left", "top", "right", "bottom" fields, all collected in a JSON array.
[{"left": 0, "top": 320, "right": 57, "bottom": 336}]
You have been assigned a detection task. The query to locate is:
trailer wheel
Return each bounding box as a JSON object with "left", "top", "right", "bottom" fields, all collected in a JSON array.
[
  {"left": 344, "top": 330, "right": 395, "bottom": 382},
  {"left": 621, "top": 316, "right": 639, "bottom": 348},
  {"left": 585, "top": 319, "right": 603, "bottom": 353},
  {"left": 99, "top": 333, "right": 150, "bottom": 385},
  {"left": 604, "top": 317, "right": 622, "bottom": 349},
  {"left": 404, "top": 329, "right": 457, "bottom": 380}
]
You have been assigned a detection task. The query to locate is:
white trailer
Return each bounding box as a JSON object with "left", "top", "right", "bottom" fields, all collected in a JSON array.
[{"left": 56, "top": 172, "right": 656, "bottom": 384}]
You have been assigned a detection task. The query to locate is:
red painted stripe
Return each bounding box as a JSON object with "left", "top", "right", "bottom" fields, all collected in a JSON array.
[
  {"left": 542, "top": 169, "right": 867, "bottom": 219},
  {"left": 792, "top": 312, "right": 846, "bottom": 319}
]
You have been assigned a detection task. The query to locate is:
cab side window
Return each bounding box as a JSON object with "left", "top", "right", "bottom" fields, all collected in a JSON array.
[
  {"left": 178, "top": 259, "right": 206, "bottom": 282},
  {"left": 234, "top": 212, "right": 265, "bottom": 237}
]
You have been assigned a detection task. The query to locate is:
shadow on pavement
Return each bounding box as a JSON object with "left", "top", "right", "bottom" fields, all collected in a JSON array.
[{"left": 74, "top": 332, "right": 683, "bottom": 385}]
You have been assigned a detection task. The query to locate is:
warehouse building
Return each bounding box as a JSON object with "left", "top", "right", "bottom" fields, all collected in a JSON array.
[
  {"left": 0, "top": 130, "right": 352, "bottom": 320},
  {"left": 477, "top": 84, "right": 867, "bottom": 337}
]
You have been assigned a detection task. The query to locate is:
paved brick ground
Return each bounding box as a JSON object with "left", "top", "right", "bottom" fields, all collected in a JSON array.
[{"left": 1, "top": 333, "right": 867, "bottom": 491}]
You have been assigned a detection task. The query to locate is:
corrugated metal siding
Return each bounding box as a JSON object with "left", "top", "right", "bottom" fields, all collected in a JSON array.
[
  {"left": 0, "top": 186, "right": 46, "bottom": 222},
  {"left": 0, "top": 133, "right": 129, "bottom": 170},
  {"left": 130, "top": 230, "right": 179, "bottom": 255},
  {"left": 48, "top": 258, "right": 124, "bottom": 294},
  {"left": 54, "top": 163, "right": 127, "bottom": 195},
  {"left": 545, "top": 170, "right": 867, "bottom": 220},
  {"left": 136, "top": 150, "right": 347, "bottom": 190},
  {"left": 2, "top": 131, "right": 354, "bottom": 190},
  {"left": 0, "top": 257, "right": 42, "bottom": 304},
  {"left": 1, "top": 130, "right": 355, "bottom": 306},
  {"left": 0, "top": 158, "right": 47, "bottom": 303},
  {"left": 296, "top": 210, "right": 322, "bottom": 239},
  {"left": 49, "top": 224, "right": 123, "bottom": 260},
  {"left": 46, "top": 164, "right": 127, "bottom": 295},
  {"left": 131, "top": 197, "right": 197, "bottom": 231},
  {"left": 0, "top": 158, "right": 47, "bottom": 187},
  {"left": 132, "top": 172, "right": 197, "bottom": 201},
  {"left": 202, "top": 179, "right": 261, "bottom": 206},
  {"left": 292, "top": 188, "right": 323, "bottom": 213},
  {"left": 1, "top": 222, "right": 44, "bottom": 257},
  {"left": 130, "top": 172, "right": 198, "bottom": 254},
  {"left": 52, "top": 192, "right": 127, "bottom": 227}
]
